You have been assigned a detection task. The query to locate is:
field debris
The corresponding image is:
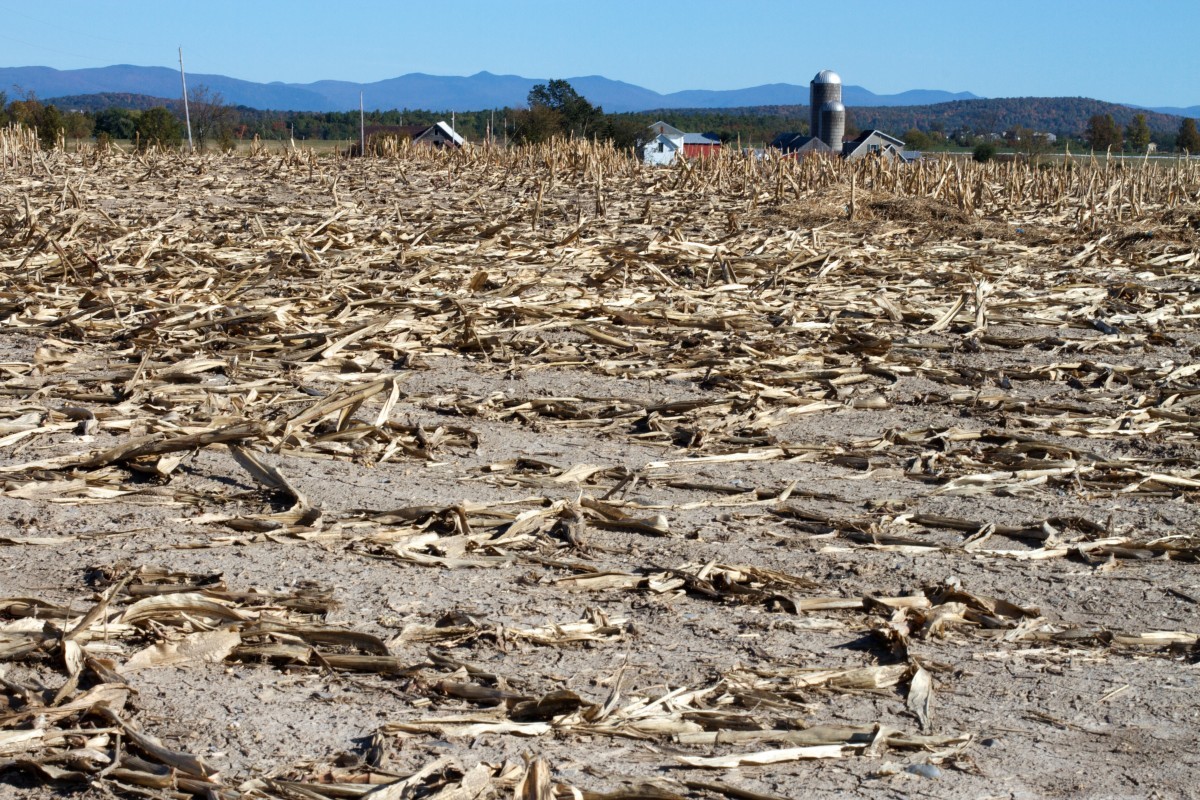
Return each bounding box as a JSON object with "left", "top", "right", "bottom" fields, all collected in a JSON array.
[{"left": 3, "top": 129, "right": 1200, "bottom": 797}]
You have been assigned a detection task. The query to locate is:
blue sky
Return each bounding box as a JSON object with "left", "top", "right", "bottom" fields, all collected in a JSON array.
[{"left": 2, "top": 0, "right": 1197, "bottom": 107}]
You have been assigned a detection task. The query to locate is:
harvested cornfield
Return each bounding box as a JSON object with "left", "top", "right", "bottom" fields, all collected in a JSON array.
[{"left": 2, "top": 128, "right": 1200, "bottom": 799}]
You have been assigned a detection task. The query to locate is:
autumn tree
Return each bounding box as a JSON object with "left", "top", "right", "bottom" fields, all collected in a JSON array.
[
  {"left": 1011, "top": 125, "right": 1052, "bottom": 162},
  {"left": 1124, "top": 113, "right": 1151, "bottom": 152},
  {"left": 1085, "top": 114, "right": 1121, "bottom": 151},
  {"left": 188, "top": 84, "right": 236, "bottom": 151},
  {"left": 903, "top": 129, "right": 932, "bottom": 150},
  {"left": 5, "top": 94, "right": 65, "bottom": 148},
  {"left": 1177, "top": 118, "right": 1200, "bottom": 153},
  {"left": 63, "top": 112, "right": 94, "bottom": 140},
  {"left": 512, "top": 104, "right": 564, "bottom": 144}
]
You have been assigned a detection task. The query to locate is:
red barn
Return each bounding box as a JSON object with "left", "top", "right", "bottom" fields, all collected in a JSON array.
[{"left": 683, "top": 132, "right": 722, "bottom": 159}]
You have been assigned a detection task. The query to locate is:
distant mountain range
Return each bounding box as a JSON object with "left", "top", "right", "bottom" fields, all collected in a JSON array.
[
  {"left": 1131, "top": 104, "right": 1200, "bottom": 119},
  {"left": 0, "top": 64, "right": 983, "bottom": 113}
]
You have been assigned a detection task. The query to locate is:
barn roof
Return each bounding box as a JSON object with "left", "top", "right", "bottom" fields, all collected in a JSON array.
[
  {"left": 770, "top": 132, "right": 807, "bottom": 150},
  {"left": 842, "top": 130, "right": 908, "bottom": 160},
  {"left": 430, "top": 121, "right": 465, "bottom": 146},
  {"left": 845, "top": 129, "right": 905, "bottom": 148},
  {"left": 771, "top": 133, "right": 833, "bottom": 154}
]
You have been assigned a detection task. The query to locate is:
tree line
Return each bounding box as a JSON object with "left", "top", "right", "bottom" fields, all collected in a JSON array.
[
  {"left": 0, "top": 89, "right": 205, "bottom": 150},
  {"left": 5, "top": 82, "right": 1200, "bottom": 154},
  {"left": 1084, "top": 112, "right": 1200, "bottom": 153}
]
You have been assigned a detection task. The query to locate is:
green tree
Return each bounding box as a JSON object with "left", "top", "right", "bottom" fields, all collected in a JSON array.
[
  {"left": 526, "top": 79, "right": 602, "bottom": 138},
  {"left": 94, "top": 107, "right": 137, "bottom": 139},
  {"left": 1085, "top": 114, "right": 1121, "bottom": 151},
  {"left": 1177, "top": 118, "right": 1200, "bottom": 153},
  {"left": 134, "top": 107, "right": 182, "bottom": 150},
  {"left": 597, "top": 115, "right": 644, "bottom": 149},
  {"left": 36, "top": 104, "right": 63, "bottom": 148},
  {"left": 972, "top": 141, "right": 997, "bottom": 163},
  {"left": 1125, "top": 113, "right": 1151, "bottom": 152}
]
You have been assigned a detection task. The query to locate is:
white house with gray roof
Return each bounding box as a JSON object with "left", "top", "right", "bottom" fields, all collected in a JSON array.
[
  {"left": 637, "top": 121, "right": 685, "bottom": 165},
  {"left": 841, "top": 130, "right": 907, "bottom": 161}
]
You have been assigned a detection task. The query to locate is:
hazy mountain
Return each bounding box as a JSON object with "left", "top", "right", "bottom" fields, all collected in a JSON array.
[
  {"left": 1141, "top": 105, "right": 1200, "bottom": 119},
  {"left": 0, "top": 65, "right": 328, "bottom": 110},
  {"left": 0, "top": 64, "right": 981, "bottom": 113}
]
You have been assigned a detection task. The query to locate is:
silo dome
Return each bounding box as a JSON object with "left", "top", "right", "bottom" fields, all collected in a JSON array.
[{"left": 810, "top": 70, "right": 843, "bottom": 144}]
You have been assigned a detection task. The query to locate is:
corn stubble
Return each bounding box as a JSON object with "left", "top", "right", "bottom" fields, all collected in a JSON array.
[{"left": 2, "top": 127, "right": 1200, "bottom": 797}]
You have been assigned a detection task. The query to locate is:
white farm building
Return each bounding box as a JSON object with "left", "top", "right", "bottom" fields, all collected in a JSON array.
[{"left": 637, "top": 121, "right": 685, "bottom": 166}]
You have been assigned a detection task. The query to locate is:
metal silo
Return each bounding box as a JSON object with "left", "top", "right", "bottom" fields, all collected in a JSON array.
[
  {"left": 820, "top": 101, "right": 845, "bottom": 152},
  {"left": 809, "top": 70, "right": 842, "bottom": 142}
]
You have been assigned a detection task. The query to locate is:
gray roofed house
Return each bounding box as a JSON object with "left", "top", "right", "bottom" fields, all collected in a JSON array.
[
  {"left": 770, "top": 132, "right": 836, "bottom": 157},
  {"left": 841, "top": 130, "right": 906, "bottom": 161},
  {"left": 647, "top": 121, "right": 685, "bottom": 139},
  {"left": 637, "top": 121, "right": 686, "bottom": 165},
  {"left": 638, "top": 123, "right": 721, "bottom": 164}
]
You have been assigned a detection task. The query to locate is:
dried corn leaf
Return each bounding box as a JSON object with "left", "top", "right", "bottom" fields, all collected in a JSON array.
[
  {"left": 121, "top": 630, "right": 242, "bottom": 672},
  {"left": 676, "top": 745, "right": 852, "bottom": 768}
]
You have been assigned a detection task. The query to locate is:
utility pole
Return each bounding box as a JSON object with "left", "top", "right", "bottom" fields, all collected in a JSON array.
[
  {"left": 359, "top": 91, "right": 365, "bottom": 156},
  {"left": 179, "top": 47, "right": 193, "bottom": 151}
]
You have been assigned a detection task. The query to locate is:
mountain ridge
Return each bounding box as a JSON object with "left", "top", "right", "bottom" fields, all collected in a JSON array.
[{"left": 0, "top": 64, "right": 982, "bottom": 113}]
